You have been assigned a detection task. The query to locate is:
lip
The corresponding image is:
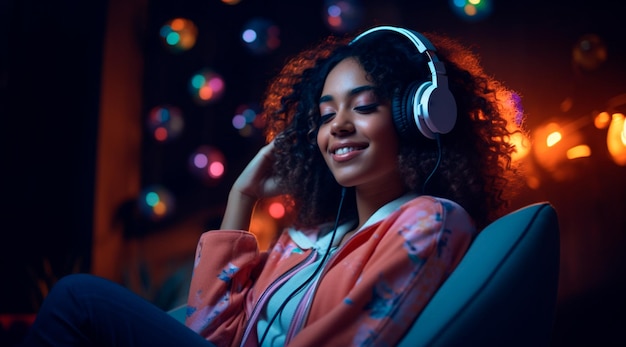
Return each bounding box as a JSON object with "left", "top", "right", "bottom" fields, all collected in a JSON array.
[{"left": 329, "top": 141, "right": 368, "bottom": 163}]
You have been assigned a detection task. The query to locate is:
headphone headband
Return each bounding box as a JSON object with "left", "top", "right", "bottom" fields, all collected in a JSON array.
[{"left": 351, "top": 26, "right": 435, "bottom": 53}]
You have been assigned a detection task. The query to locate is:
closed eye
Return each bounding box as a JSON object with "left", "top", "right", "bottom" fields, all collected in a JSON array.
[
  {"left": 354, "top": 103, "right": 379, "bottom": 114},
  {"left": 320, "top": 113, "right": 335, "bottom": 124}
]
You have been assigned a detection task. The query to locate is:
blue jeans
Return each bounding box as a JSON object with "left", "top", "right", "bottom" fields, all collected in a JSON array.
[{"left": 19, "top": 273, "right": 215, "bottom": 346}]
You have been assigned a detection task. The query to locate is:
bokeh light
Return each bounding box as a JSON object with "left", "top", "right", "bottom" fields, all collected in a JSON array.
[
  {"left": 249, "top": 208, "right": 278, "bottom": 252},
  {"left": 572, "top": 34, "right": 607, "bottom": 71},
  {"left": 159, "top": 18, "right": 198, "bottom": 53},
  {"left": 566, "top": 145, "right": 591, "bottom": 160},
  {"left": 268, "top": 202, "right": 285, "bottom": 219},
  {"left": 449, "top": 0, "right": 493, "bottom": 22},
  {"left": 138, "top": 185, "right": 176, "bottom": 221},
  {"left": 323, "top": 0, "right": 364, "bottom": 33},
  {"left": 221, "top": 0, "right": 242, "bottom": 4},
  {"left": 607, "top": 113, "right": 626, "bottom": 166},
  {"left": 241, "top": 17, "right": 280, "bottom": 55},
  {"left": 232, "top": 103, "right": 263, "bottom": 137},
  {"left": 509, "top": 131, "right": 531, "bottom": 162},
  {"left": 188, "top": 69, "right": 225, "bottom": 105},
  {"left": 533, "top": 121, "right": 587, "bottom": 180},
  {"left": 594, "top": 111, "right": 611, "bottom": 129},
  {"left": 188, "top": 145, "right": 227, "bottom": 185},
  {"left": 547, "top": 131, "right": 562, "bottom": 147},
  {"left": 146, "top": 105, "right": 184, "bottom": 142}
]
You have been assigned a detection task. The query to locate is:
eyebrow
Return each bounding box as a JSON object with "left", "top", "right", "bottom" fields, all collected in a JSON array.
[{"left": 319, "top": 85, "right": 376, "bottom": 104}]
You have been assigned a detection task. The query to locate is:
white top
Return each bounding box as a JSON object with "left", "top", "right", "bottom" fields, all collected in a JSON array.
[{"left": 257, "top": 192, "right": 419, "bottom": 346}]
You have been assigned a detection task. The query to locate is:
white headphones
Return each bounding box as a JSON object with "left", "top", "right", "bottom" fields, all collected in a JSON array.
[{"left": 350, "top": 26, "right": 457, "bottom": 140}]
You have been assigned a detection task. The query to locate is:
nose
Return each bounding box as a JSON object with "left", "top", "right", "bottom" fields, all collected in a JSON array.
[{"left": 330, "top": 111, "right": 355, "bottom": 136}]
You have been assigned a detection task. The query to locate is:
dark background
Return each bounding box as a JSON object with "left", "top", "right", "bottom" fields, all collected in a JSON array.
[{"left": 2, "top": 0, "right": 625, "bottom": 345}]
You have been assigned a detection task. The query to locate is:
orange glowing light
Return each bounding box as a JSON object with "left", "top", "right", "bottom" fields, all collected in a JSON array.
[
  {"left": 566, "top": 145, "right": 591, "bottom": 159},
  {"left": 509, "top": 132, "right": 530, "bottom": 161},
  {"left": 607, "top": 113, "right": 626, "bottom": 166},
  {"left": 594, "top": 111, "right": 611, "bottom": 129},
  {"left": 170, "top": 18, "right": 185, "bottom": 31},
  {"left": 268, "top": 202, "right": 285, "bottom": 219},
  {"left": 464, "top": 5, "right": 477, "bottom": 16},
  {"left": 546, "top": 131, "right": 562, "bottom": 147},
  {"left": 199, "top": 86, "right": 213, "bottom": 100},
  {"left": 153, "top": 201, "right": 167, "bottom": 216}
]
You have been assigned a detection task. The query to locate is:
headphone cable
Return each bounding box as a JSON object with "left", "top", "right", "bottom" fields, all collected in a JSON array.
[
  {"left": 258, "top": 186, "right": 347, "bottom": 346},
  {"left": 422, "top": 133, "right": 442, "bottom": 194}
]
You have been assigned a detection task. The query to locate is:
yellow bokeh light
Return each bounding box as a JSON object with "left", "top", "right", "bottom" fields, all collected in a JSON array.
[
  {"left": 547, "top": 131, "right": 562, "bottom": 147},
  {"left": 533, "top": 121, "right": 584, "bottom": 174},
  {"left": 509, "top": 132, "right": 531, "bottom": 162},
  {"left": 607, "top": 113, "right": 626, "bottom": 165},
  {"left": 566, "top": 145, "right": 591, "bottom": 159}
]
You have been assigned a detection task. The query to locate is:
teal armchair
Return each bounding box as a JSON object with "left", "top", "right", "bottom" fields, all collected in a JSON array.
[{"left": 398, "top": 202, "right": 560, "bottom": 346}]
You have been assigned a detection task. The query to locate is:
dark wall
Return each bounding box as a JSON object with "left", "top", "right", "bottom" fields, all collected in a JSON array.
[{"left": 1, "top": 0, "right": 108, "bottom": 312}]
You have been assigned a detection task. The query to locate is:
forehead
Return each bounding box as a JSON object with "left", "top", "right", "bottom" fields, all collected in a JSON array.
[{"left": 322, "top": 58, "right": 372, "bottom": 93}]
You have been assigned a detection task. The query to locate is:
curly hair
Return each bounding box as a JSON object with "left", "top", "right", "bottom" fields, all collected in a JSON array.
[{"left": 262, "top": 29, "right": 524, "bottom": 230}]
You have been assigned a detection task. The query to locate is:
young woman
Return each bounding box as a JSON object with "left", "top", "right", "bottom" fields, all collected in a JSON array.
[{"left": 20, "top": 26, "right": 522, "bottom": 347}]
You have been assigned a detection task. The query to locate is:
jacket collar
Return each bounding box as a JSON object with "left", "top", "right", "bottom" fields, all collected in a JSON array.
[{"left": 289, "top": 192, "right": 420, "bottom": 250}]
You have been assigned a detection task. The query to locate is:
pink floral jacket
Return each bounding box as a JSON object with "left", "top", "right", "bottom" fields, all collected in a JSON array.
[{"left": 185, "top": 195, "right": 475, "bottom": 346}]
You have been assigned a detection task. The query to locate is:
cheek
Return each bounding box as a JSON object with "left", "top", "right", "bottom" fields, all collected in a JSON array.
[
  {"left": 369, "top": 119, "right": 401, "bottom": 155},
  {"left": 316, "top": 126, "right": 327, "bottom": 152}
]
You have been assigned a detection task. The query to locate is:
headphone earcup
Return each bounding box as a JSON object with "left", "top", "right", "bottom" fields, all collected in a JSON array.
[
  {"left": 418, "top": 83, "right": 457, "bottom": 138},
  {"left": 396, "top": 80, "right": 457, "bottom": 140},
  {"left": 413, "top": 82, "right": 438, "bottom": 139},
  {"left": 391, "top": 83, "right": 420, "bottom": 141}
]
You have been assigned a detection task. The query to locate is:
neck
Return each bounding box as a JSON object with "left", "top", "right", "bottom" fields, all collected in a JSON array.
[{"left": 353, "top": 180, "right": 407, "bottom": 231}]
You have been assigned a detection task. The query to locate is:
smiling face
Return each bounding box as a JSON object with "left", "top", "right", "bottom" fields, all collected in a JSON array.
[{"left": 316, "top": 57, "right": 403, "bottom": 191}]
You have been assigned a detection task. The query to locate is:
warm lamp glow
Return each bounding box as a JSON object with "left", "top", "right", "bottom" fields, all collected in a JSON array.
[
  {"left": 594, "top": 111, "right": 611, "bottom": 129},
  {"left": 547, "top": 131, "right": 562, "bottom": 147},
  {"left": 566, "top": 145, "right": 591, "bottom": 159},
  {"left": 533, "top": 121, "right": 586, "bottom": 176},
  {"left": 509, "top": 132, "right": 530, "bottom": 161},
  {"left": 607, "top": 113, "right": 626, "bottom": 166},
  {"left": 249, "top": 209, "right": 277, "bottom": 252}
]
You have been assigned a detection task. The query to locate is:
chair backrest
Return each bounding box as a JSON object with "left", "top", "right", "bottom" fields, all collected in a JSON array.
[{"left": 398, "top": 202, "right": 560, "bottom": 346}]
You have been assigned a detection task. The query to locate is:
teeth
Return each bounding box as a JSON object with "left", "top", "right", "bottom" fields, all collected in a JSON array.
[{"left": 335, "top": 147, "right": 357, "bottom": 155}]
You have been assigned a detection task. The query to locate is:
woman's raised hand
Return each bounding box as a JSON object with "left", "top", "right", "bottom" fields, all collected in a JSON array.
[
  {"left": 231, "top": 140, "right": 282, "bottom": 200},
  {"left": 220, "top": 140, "right": 282, "bottom": 230}
]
